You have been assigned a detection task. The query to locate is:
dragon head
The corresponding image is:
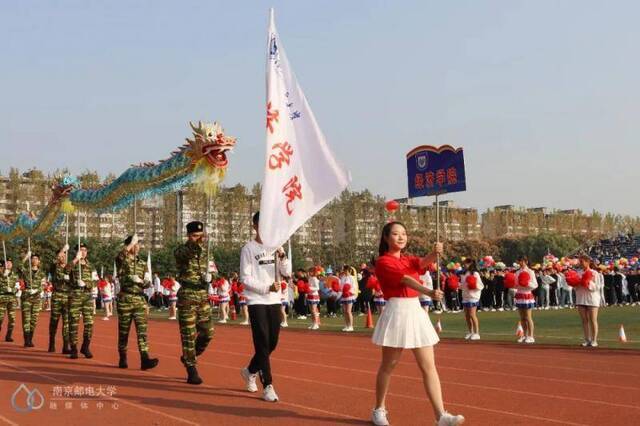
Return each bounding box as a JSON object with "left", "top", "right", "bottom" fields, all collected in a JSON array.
[{"left": 187, "top": 121, "right": 236, "bottom": 168}]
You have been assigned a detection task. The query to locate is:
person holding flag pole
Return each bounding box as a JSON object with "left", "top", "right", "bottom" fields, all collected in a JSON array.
[
  {"left": 48, "top": 214, "right": 73, "bottom": 353},
  {"left": 240, "top": 8, "right": 350, "bottom": 403},
  {"left": 0, "top": 241, "right": 19, "bottom": 343}
]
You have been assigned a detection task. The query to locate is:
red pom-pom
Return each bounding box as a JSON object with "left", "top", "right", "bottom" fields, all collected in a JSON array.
[
  {"left": 504, "top": 272, "right": 516, "bottom": 288},
  {"left": 342, "top": 283, "right": 352, "bottom": 297},
  {"left": 565, "top": 270, "right": 581, "bottom": 287},
  {"left": 446, "top": 274, "right": 459, "bottom": 290},
  {"left": 581, "top": 270, "right": 594, "bottom": 288},
  {"left": 518, "top": 271, "right": 531, "bottom": 287},
  {"left": 366, "top": 276, "right": 379, "bottom": 290},
  {"left": 19, "top": 280, "right": 25, "bottom": 290},
  {"left": 280, "top": 282, "right": 287, "bottom": 291},
  {"left": 237, "top": 283, "right": 245, "bottom": 293},
  {"left": 465, "top": 274, "right": 478, "bottom": 290}
]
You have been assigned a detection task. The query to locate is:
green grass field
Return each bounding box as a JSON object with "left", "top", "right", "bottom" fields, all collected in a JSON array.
[{"left": 148, "top": 305, "right": 639, "bottom": 350}]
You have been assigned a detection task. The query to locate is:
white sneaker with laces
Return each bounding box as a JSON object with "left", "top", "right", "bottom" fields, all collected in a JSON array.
[
  {"left": 240, "top": 368, "right": 258, "bottom": 393},
  {"left": 470, "top": 333, "right": 480, "bottom": 341},
  {"left": 436, "top": 411, "right": 465, "bottom": 425},
  {"left": 263, "top": 384, "right": 279, "bottom": 402},
  {"left": 464, "top": 333, "right": 472, "bottom": 340},
  {"left": 372, "top": 408, "right": 390, "bottom": 426},
  {"left": 524, "top": 336, "right": 535, "bottom": 344}
]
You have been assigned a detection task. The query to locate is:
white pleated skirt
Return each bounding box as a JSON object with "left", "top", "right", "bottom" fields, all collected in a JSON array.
[{"left": 371, "top": 297, "right": 440, "bottom": 349}]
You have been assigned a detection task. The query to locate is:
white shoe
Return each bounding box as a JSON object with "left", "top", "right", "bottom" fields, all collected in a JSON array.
[
  {"left": 581, "top": 340, "right": 590, "bottom": 347},
  {"left": 464, "top": 333, "right": 473, "bottom": 340},
  {"left": 497, "top": 308, "right": 504, "bottom": 312},
  {"left": 296, "top": 315, "right": 307, "bottom": 320},
  {"left": 102, "top": 316, "right": 110, "bottom": 321},
  {"left": 490, "top": 308, "right": 496, "bottom": 312},
  {"left": 263, "top": 384, "right": 279, "bottom": 402},
  {"left": 240, "top": 321, "right": 249, "bottom": 325},
  {"left": 280, "top": 322, "right": 288, "bottom": 328},
  {"left": 218, "top": 319, "right": 227, "bottom": 324},
  {"left": 372, "top": 408, "right": 390, "bottom": 426},
  {"left": 470, "top": 333, "right": 480, "bottom": 341},
  {"left": 524, "top": 336, "right": 535, "bottom": 344},
  {"left": 342, "top": 326, "right": 354, "bottom": 332},
  {"left": 517, "top": 336, "right": 526, "bottom": 343},
  {"left": 240, "top": 368, "right": 258, "bottom": 393},
  {"left": 589, "top": 341, "right": 599, "bottom": 347},
  {"left": 168, "top": 316, "right": 177, "bottom": 320},
  {"left": 437, "top": 411, "right": 465, "bottom": 425},
  {"left": 308, "top": 324, "right": 320, "bottom": 330}
]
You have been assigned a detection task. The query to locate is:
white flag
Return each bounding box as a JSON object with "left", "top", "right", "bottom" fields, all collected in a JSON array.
[{"left": 259, "top": 9, "right": 351, "bottom": 250}]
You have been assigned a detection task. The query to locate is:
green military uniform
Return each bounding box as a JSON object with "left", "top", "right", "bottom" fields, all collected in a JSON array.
[
  {"left": 175, "top": 240, "right": 214, "bottom": 368},
  {"left": 68, "top": 258, "right": 97, "bottom": 358},
  {"left": 115, "top": 249, "right": 152, "bottom": 356},
  {"left": 0, "top": 268, "right": 19, "bottom": 342},
  {"left": 48, "top": 261, "right": 72, "bottom": 353},
  {"left": 18, "top": 265, "right": 46, "bottom": 346}
]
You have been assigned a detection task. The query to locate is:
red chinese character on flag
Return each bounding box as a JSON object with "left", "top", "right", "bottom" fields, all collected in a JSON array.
[
  {"left": 425, "top": 172, "right": 435, "bottom": 188},
  {"left": 282, "top": 175, "right": 303, "bottom": 216},
  {"left": 266, "top": 101, "right": 279, "bottom": 134},
  {"left": 435, "top": 169, "right": 446, "bottom": 186},
  {"left": 268, "top": 142, "right": 294, "bottom": 170},
  {"left": 446, "top": 167, "right": 458, "bottom": 185},
  {"left": 414, "top": 173, "right": 425, "bottom": 189}
]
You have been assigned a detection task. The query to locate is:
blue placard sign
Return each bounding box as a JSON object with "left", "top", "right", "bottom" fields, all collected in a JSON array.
[{"left": 406, "top": 145, "right": 466, "bottom": 198}]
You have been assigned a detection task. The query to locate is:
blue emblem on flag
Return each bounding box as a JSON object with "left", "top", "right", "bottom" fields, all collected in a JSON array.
[
  {"left": 416, "top": 153, "right": 428, "bottom": 171},
  {"left": 269, "top": 35, "right": 278, "bottom": 59}
]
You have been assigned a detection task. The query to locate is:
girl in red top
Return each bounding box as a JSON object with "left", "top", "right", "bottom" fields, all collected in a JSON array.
[{"left": 371, "top": 222, "right": 464, "bottom": 426}]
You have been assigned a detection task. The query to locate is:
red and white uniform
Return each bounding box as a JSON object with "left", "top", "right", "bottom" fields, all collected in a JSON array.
[
  {"left": 515, "top": 268, "right": 538, "bottom": 308},
  {"left": 280, "top": 281, "right": 289, "bottom": 306},
  {"left": 567, "top": 269, "right": 601, "bottom": 307},
  {"left": 218, "top": 278, "right": 231, "bottom": 303},
  {"left": 340, "top": 274, "right": 357, "bottom": 304},
  {"left": 236, "top": 282, "right": 247, "bottom": 306},
  {"left": 418, "top": 271, "right": 434, "bottom": 306},
  {"left": 461, "top": 271, "right": 484, "bottom": 306},
  {"left": 307, "top": 276, "right": 320, "bottom": 304},
  {"left": 367, "top": 275, "right": 385, "bottom": 305},
  {"left": 98, "top": 279, "right": 113, "bottom": 302}
]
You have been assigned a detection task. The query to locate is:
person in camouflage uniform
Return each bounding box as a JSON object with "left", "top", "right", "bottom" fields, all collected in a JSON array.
[
  {"left": 68, "top": 243, "right": 98, "bottom": 359},
  {"left": 175, "top": 220, "right": 214, "bottom": 385},
  {"left": 115, "top": 234, "right": 159, "bottom": 371},
  {"left": 48, "top": 244, "right": 72, "bottom": 354},
  {"left": 18, "top": 252, "right": 47, "bottom": 348},
  {"left": 0, "top": 258, "right": 19, "bottom": 342}
]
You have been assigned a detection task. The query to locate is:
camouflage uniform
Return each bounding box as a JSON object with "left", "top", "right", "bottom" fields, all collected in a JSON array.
[
  {"left": 68, "top": 260, "right": 97, "bottom": 351},
  {"left": 18, "top": 266, "right": 46, "bottom": 340},
  {"left": 115, "top": 249, "right": 151, "bottom": 354},
  {"left": 49, "top": 261, "right": 72, "bottom": 352},
  {"left": 175, "top": 240, "right": 213, "bottom": 367},
  {"left": 0, "top": 269, "right": 19, "bottom": 341}
]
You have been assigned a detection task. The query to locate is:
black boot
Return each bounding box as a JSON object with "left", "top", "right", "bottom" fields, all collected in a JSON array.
[
  {"left": 195, "top": 335, "right": 206, "bottom": 356},
  {"left": 118, "top": 351, "right": 128, "bottom": 369},
  {"left": 140, "top": 352, "right": 159, "bottom": 371},
  {"left": 23, "top": 331, "right": 29, "bottom": 347},
  {"left": 48, "top": 333, "right": 56, "bottom": 353},
  {"left": 69, "top": 344, "right": 78, "bottom": 359},
  {"left": 186, "top": 365, "right": 203, "bottom": 385},
  {"left": 80, "top": 337, "right": 93, "bottom": 359},
  {"left": 5, "top": 328, "right": 13, "bottom": 342},
  {"left": 62, "top": 339, "right": 71, "bottom": 354},
  {"left": 27, "top": 331, "right": 34, "bottom": 347}
]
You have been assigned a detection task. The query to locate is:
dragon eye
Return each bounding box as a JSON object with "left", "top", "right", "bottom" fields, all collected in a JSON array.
[{"left": 208, "top": 133, "right": 212, "bottom": 137}]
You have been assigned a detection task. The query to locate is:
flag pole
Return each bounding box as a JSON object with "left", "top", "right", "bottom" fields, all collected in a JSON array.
[
  {"left": 65, "top": 213, "right": 69, "bottom": 264},
  {"left": 2, "top": 240, "right": 7, "bottom": 266},
  {"left": 435, "top": 194, "right": 440, "bottom": 291},
  {"left": 77, "top": 211, "right": 82, "bottom": 279}
]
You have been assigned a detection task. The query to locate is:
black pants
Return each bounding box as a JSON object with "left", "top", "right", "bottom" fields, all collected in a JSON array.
[
  {"left": 248, "top": 304, "right": 281, "bottom": 387},
  {"left": 327, "top": 297, "right": 337, "bottom": 315}
]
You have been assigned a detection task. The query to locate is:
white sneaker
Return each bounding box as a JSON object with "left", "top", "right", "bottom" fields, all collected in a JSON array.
[
  {"left": 517, "top": 336, "right": 526, "bottom": 343},
  {"left": 168, "top": 316, "right": 177, "bottom": 320},
  {"left": 497, "top": 308, "right": 504, "bottom": 312},
  {"left": 342, "top": 326, "right": 354, "bottom": 332},
  {"left": 102, "top": 316, "right": 110, "bottom": 321},
  {"left": 490, "top": 308, "right": 496, "bottom": 312},
  {"left": 263, "top": 384, "right": 279, "bottom": 402},
  {"left": 240, "top": 321, "right": 249, "bottom": 325},
  {"left": 524, "top": 336, "right": 535, "bottom": 344},
  {"left": 240, "top": 368, "right": 258, "bottom": 393},
  {"left": 464, "top": 333, "right": 473, "bottom": 340},
  {"left": 433, "top": 309, "right": 443, "bottom": 314},
  {"left": 581, "top": 340, "right": 590, "bottom": 347},
  {"left": 372, "top": 408, "right": 390, "bottom": 426},
  {"left": 589, "top": 341, "right": 599, "bottom": 347},
  {"left": 308, "top": 324, "right": 320, "bottom": 330},
  {"left": 280, "top": 322, "right": 288, "bottom": 328},
  {"left": 437, "top": 411, "right": 465, "bottom": 425},
  {"left": 470, "top": 333, "right": 480, "bottom": 341},
  {"left": 218, "top": 319, "right": 227, "bottom": 324}
]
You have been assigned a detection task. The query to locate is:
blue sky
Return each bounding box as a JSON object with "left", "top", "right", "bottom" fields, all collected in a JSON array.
[{"left": 1, "top": 1, "right": 639, "bottom": 216}]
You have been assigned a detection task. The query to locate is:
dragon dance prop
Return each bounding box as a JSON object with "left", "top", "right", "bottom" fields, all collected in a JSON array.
[{"left": 0, "top": 121, "right": 236, "bottom": 241}]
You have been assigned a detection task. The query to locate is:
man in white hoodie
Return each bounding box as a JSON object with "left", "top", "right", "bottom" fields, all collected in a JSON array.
[{"left": 240, "top": 212, "right": 290, "bottom": 402}]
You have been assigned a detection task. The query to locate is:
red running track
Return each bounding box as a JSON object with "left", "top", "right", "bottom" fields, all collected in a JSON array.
[{"left": 0, "top": 312, "right": 639, "bottom": 425}]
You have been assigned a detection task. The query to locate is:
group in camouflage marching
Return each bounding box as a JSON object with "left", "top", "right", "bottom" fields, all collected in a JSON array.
[{"left": 0, "top": 220, "right": 214, "bottom": 384}]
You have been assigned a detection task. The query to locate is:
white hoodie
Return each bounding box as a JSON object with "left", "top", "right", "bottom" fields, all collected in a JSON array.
[{"left": 240, "top": 240, "right": 291, "bottom": 305}]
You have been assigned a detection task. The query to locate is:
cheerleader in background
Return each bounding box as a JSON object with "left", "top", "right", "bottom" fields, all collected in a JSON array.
[
  {"left": 236, "top": 281, "right": 249, "bottom": 325},
  {"left": 368, "top": 273, "right": 385, "bottom": 314},
  {"left": 91, "top": 286, "right": 99, "bottom": 315},
  {"left": 444, "top": 269, "right": 460, "bottom": 312},
  {"left": 306, "top": 268, "right": 321, "bottom": 330},
  {"left": 99, "top": 276, "right": 113, "bottom": 320},
  {"left": 167, "top": 277, "right": 179, "bottom": 320},
  {"left": 418, "top": 266, "right": 434, "bottom": 313},
  {"left": 503, "top": 269, "right": 517, "bottom": 310},
  {"left": 218, "top": 275, "right": 231, "bottom": 323},
  {"left": 43, "top": 280, "right": 53, "bottom": 311},
  {"left": 515, "top": 256, "right": 538, "bottom": 344},
  {"left": 566, "top": 256, "right": 602, "bottom": 347},
  {"left": 340, "top": 265, "right": 357, "bottom": 332},
  {"left": 461, "top": 259, "right": 484, "bottom": 340},
  {"left": 280, "top": 280, "right": 289, "bottom": 327}
]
